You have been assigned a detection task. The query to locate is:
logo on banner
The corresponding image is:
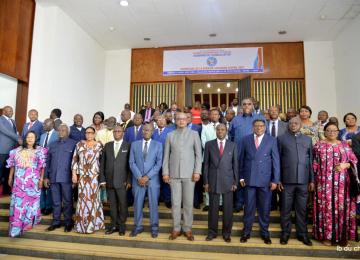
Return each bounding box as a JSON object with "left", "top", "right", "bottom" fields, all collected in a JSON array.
[{"left": 206, "top": 56, "right": 217, "bottom": 66}]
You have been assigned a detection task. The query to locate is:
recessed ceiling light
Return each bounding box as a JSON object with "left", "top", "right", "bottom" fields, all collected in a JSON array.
[
  {"left": 144, "top": 37, "right": 151, "bottom": 41},
  {"left": 209, "top": 33, "right": 217, "bottom": 37},
  {"left": 319, "top": 14, "right": 327, "bottom": 20},
  {"left": 217, "top": 88, "right": 221, "bottom": 92},
  {"left": 120, "top": 0, "right": 129, "bottom": 7},
  {"left": 226, "top": 82, "right": 231, "bottom": 88},
  {"left": 199, "top": 89, "right": 203, "bottom": 93},
  {"left": 236, "top": 88, "right": 239, "bottom": 92},
  {"left": 278, "top": 30, "right": 287, "bottom": 35},
  {"left": 109, "top": 26, "right": 115, "bottom": 32},
  {"left": 207, "top": 83, "right": 211, "bottom": 88}
]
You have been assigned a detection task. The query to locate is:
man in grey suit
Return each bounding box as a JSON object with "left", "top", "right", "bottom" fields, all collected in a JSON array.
[
  {"left": 163, "top": 112, "right": 202, "bottom": 241},
  {"left": 100, "top": 125, "right": 131, "bottom": 236},
  {"left": 277, "top": 116, "right": 314, "bottom": 246},
  {"left": 0, "top": 106, "right": 21, "bottom": 195},
  {"left": 203, "top": 124, "right": 238, "bottom": 243},
  {"left": 267, "top": 105, "right": 287, "bottom": 210}
]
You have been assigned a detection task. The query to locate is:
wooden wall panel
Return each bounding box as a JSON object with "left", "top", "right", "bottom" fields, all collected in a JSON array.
[{"left": 131, "top": 42, "right": 305, "bottom": 83}]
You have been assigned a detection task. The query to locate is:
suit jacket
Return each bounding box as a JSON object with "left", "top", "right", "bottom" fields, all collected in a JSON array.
[
  {"left": 239, "top": 134, "right": 280, "bottom": 187},
  {"left": 163, "top": 127, "right": 202, "bottom": 179},
  {"left": 21, "top": 120, "right": 44, "bottom": 144},
  {"left": 140, "top": 108, "right": 155, "bottom": 121},
  {"left": 189, "top": 123, "right": 201, "bottom": 136},
  {"left": 129, "top": 139, "right": 163, "bottom": 186},
  {"left": 277, "top": 131, "right": 314, "bottom": 184},
  {"left": 352, "top": 132, "right": 360, "bottom": 171},
  {"left": 266, "top": 120, "right": 287, "bottom": 138},
  {"left": 45, "top": 138, "right": 77, "bottom": 183},
  {"left": 99, "top": 140, "right": 131, "bottom": 189},
  {"left": 124, "top": 125, "right": 143, "bottom": 144},
  {"left": 122, "top": 120, "right": 134, "bottom": 130},
  {"left": 39, "top": 130, "right": 59, "bottom": 148},
  {"left": 151, "top": 127, "right": 175, "bottom": 147},
  {"left": 203, "top": 139, "right": 238, "bottom": 194},
  {"left": 69, "top": 125, "right": 86, "bottom": 142},
  {"left": 0, "top": 116, "right": 19, "bottom": 154}
]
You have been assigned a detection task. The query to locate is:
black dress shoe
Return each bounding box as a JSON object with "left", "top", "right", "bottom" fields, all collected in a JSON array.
[
  {"left": 129, "top": 229, "right": 143, "bottom": 237},
  {"left": 119, "top": 231, "right": 125, "bottom": 236},
  {"left": 280, "top": 235, "right": 289, "bottom": 245},
  {"left": 223, "top": 236, "right": 231, "bottom": 243},
  {"left": 205, "top": 235, "right": 217, "bottom": 241},
  {"left": 219, "top": 205, "right": 223, "bottom": 212},
  {"left": 43, "top": 209, "right": 52, "bottom": 216},
  {"left": 165, "top": 202, "right": 172, "bottom": 209},
  {"left": 202, "top": 205, "right": 209, "bottom": 212},
  {"left": 41, "top": 209, "right": 46, "bottom": 215},
  {"left": 105, "top": 227, "right": 119, "bottom": 235},
  {"left": 240, "top": 234, "right": 250, "bottom": 243},
  {"left": 261, "top": 236, "right": 272, "bottom": 244},
  {"left": 46, "top": 224, "right": 61, "bottom": 232},
  {"left": 64, "top": 225, "right": 72, "bottom": 232},
  {"left": 233, "top": 207, "right": 243, "bottom": 213},
  {"left": 297, "top": 236, "right": 313, "bottom": 246},
  {"left": 194, "top": 204, "right": 200, "bottom": 209},
  {"left": 151, "top": 233, "right": 158, "bottom": 238}
]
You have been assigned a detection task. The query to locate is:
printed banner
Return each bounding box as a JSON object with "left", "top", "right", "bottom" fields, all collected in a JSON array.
[{"left": 163, "top": 47, "right": 264, "bottom": 75}]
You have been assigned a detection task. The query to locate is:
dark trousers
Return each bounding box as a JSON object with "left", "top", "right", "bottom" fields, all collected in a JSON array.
[
  {"left": 234, "top": 187, "right": 245, "bottom": 209},
  {"left": 108, "top": 187, "right": 128, "bottom": 231},
  {"left": 271, "top": 189, "right": 282, "bottom": 210},
  {"left": 208, "top": 191, "right": 233, "bottom": 238},
  {"left": 243, "top": 186, "right": 272, "bottom": 237},
  {"left": 281, "top": 184, "right": 308, "bottom": 238},
  {"left": 50, "top": 182, "right": 73, "bottom": 226},
  {"left": 193, "top": 173, "right": 203, "bottom": 206},
  {"left": 0, "top": 154, "right": 11, "bottom": 195}
]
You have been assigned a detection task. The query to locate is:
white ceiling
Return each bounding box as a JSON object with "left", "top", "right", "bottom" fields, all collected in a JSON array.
[{"left": 36, "top": 0, "right": 360, "bottom": 50}]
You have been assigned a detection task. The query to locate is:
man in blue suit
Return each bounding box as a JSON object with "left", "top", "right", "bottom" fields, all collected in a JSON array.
[
  {"left": 21, "top": 109, "right": 43, "bottom": 144},
  {"left": 129, "top": 124, "right": 163, "bottom": 238},
  {"left": 239, "top": 119, "right": 280, "bottom": 244},
  {"left": 44, "top": 124, "right": 77, "bottom": 232},
  {"left": 39, "top": 118, "right": 59, "bottom": 215},
  {"left": 0, "top": 106, "right": 21, "bottom": 195},
  {"left": 69, "top": 114, "right": 86, "bottom": 142},
  {"left": 124, "top": 114, "right": 143, "bottom": 144},
  {"left": 152, "top": 115, "right": 175, "bottom": 208}
]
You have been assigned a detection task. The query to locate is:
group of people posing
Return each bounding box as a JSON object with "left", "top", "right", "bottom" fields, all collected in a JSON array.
[{"left": 0, "top": 97, "right": 359, "bottom": 248}]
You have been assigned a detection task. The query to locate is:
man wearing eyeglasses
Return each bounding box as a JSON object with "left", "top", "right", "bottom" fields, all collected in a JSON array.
[{"left": 229, "top": 97, "right": 265, "bottom": 212}]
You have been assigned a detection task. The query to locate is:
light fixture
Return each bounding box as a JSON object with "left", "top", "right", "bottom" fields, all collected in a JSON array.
[
  {"left": 109, "top": 26, "right": 115, "bottom": 32},
  {"left": 199, "top": 89, "right": 203, "bottom": 93},
  {"left": 319, "top": 14, "right": 327, "bottom": 20},
  {"left": 226, "top": 82, "right": 231, "bottom": 88},
  {"left": 217, "top": 88, "right": 221, "bottom": 92},
  {"left": 209, "top": 33, "right": 217, "bottom": 37},
  {"left": 144, "top": 37, "right": 151, "bottom": 41},
  {"left": 207, "top": 83, "right": 211, "bottom": 88},
  {"left": 236, "top": 88, "right": 239, "bottom": 92},
  {"left": 278, "top": 30, "right": 287, "bottom": 35},
  {"left": 120, "top": 0, "right": 129, "bottom": 7}
]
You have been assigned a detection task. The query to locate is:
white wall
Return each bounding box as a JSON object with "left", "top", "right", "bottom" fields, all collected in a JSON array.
[
  {"left": 333, "top": 14, "right": 360, "bottom": 120},
  {"left": 303, "top": 41, "right": 337, "bottom": 119},
  {"left": 28, "top": 4, "right": 106, "bottom": 126},
  {"left": 0, "top": 73, "right": 17, "bottom": 113},
  {"left": 103, "top": 49, "right": 132, "bottom": 120}
]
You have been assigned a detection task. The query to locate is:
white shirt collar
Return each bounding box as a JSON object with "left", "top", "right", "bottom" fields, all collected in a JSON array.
[
  {"left": 254, "top": 133, "right": 265, "bottom": 144},
  {"left": 114, "top": 139, "right": 123, "bottom": 145},
  {"left": 2, "top": 115, "right": 11, "bottom": 120},
  {"left": 217, "top": 138, "right": 226, "bottom": 146}
]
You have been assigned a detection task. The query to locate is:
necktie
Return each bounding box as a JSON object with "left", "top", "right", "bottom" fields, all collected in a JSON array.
[
  {"left": 28, "top": 121, "right": 33, "bottom": 130},
  {"left": 44, "top": 132, "right": 50, "bottom": 147},
  {"left": 143, "top": 141, "right": 148, "bottom": 160},
  {"left": 135, "top": 127, "right": 138, "bottom": 137},
  {"left": 271, "top": 121, "right": 276, "bottom": 137},
  {"left": 219, "top": 141, "right": 224, "bottom": 156},
  {"left": 145, "top": 109, "right": 150, "bottom": 122},
  {"left": 255, "top": 136, "right": 260, "bottom": 149},
  {"left": 114, "top": 142, "right": 120, "bottom": 157},
  {"left": 159, "top": 128, "right": 163, "bottom": 135}
]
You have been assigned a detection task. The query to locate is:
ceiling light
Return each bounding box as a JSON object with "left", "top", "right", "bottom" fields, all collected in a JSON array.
[
  {"left": 199, "top": 89, "right": 203, "bottom": 93},
  {"left": 120, "top": 0, "right": 129, "bottom": 7},
  {"left": 109, "top": 26, "right": 115, "bottom": 32},
  {"left": 278, "top": 30, "right": 287, "bottom": 35},
  {"left": 236, "top": 88, "right": 238, "bottom": 92},
  {"left": 144, "top": 37, "right": 151, "bottom": 41},
  {"left": 319, "top": 14, "right": 327, "bottom": 20},
  {"left": 226, "top": 82, "right": 231, "bottom": 88},
  {"left": 209, "top": 33, "right": 217, "bottom": 37},
  {"left": 207, "top": 83, "right": 211, "bottom": 88},
  {"left": 217, "top": 88, "right": 221, "bottom": 92}
]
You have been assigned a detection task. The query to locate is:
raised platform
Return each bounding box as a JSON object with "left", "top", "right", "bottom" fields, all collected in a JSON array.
[{"left": 0, "top": 196, "right": 358, "bottom": 259}]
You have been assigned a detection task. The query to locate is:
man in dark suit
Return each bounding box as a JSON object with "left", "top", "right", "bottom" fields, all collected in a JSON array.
[
  {"left": 278, "top": 117, "right": 314, "bottom": 246},
  {"left": 124, "top": 114, "right": 143, "bottom": 144},
  {"left": 50, "top": 108, "right": 62, "bottom": 131},
  {"left": 140, "top": 101, "right": 155, "bottom": 123},
  {"left": 69, "top": 114, "right": 86, "bottom": 142},
  {"left": 44, "top": 124, "right": 77, "bottom": 232},
  {"left": 120, "top": 110, "right": 134, "bottom": 129},
  {"left": 100, "top": 125, "right": 131, "bottom": 236},
  {"left": 0, "top": 106, "right": 21, "bottom": 196},
  {"left": 239, "top": 119, "right": 280, "bottom": 244},
  {"left": 129, "top": 124, "right": 163, "bottom": 238},
  {"left": 21, "top": 109, "right": 43, "bottom": 144},
  {"left": 266, "top": 106, "right": 287, "bottom": 210},
  {"left": 203, "top": 124, "right": 238, "bottom": 243}
]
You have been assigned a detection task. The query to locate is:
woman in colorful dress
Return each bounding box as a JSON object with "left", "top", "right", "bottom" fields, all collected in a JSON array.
[
  {"left": 6, "top": 131, "right": 47, "bottom": 237},
  {"left": 71, "top": 126, "right": 105, "bottom": 234},
  {"left": 299, "top": 105, "right": 324, "bottom": 145},
  {"left": 312, "top": 122, "right": 359, "bottom": 246},
  {"left": 339, "top": 113, "right": 360, "bottom": 145}
]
